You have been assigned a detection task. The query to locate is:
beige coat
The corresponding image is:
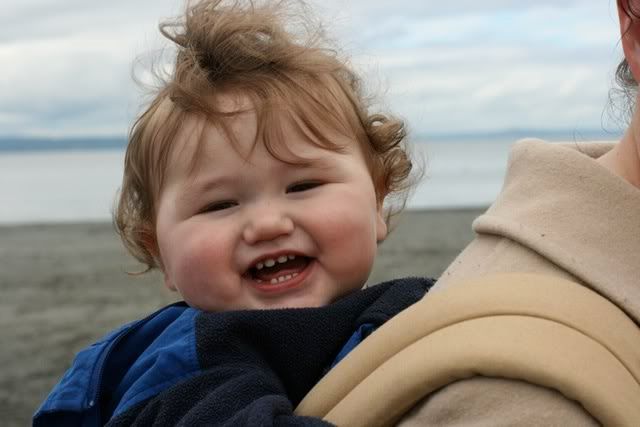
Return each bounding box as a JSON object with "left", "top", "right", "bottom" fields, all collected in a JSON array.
[
  {"left": 297, "top": 139, "right": 640, "bottom": 425},
  {"left": 399, "top": 139, "right": 640, "bottom": 426},
  {"left": 297, "top": 272, "right": 640, "bottom": 426}
]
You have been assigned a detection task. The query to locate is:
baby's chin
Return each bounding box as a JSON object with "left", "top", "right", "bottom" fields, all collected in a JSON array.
[
  {"left": 188, "top": 297, "right": 329, "bottom": 312},
  {"left": 248, "top": 296, "right": 331, "bottom": 311}
]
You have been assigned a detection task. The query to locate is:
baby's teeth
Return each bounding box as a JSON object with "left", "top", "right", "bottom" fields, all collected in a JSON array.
[
  {"left": 256, "top": 255, "right": 297, "bottom": 270},
  {"left": 268, "top": 274, "right": 294, "bottom": 285}
]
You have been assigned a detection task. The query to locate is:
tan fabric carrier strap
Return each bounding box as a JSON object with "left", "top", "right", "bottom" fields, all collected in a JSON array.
[{"left": 295, "top": 273, "right": 640, "bottom": 426}]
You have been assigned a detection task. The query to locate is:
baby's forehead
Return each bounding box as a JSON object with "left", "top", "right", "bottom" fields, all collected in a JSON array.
[{"left": 168, "top": 97, "right": 359, "bottom": 170}]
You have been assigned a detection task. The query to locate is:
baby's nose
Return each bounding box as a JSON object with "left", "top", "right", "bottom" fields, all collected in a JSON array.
[{"left": 242, "top": 207, "right": 294, "bottom": 244}]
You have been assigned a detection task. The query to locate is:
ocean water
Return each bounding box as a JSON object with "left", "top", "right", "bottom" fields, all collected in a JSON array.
[
  {"left": 0, "top": 140, "right": 514, "bottom": 224},
  {"left": 414, "top": 139, "right": 510, "bottom": 209},
  {"left": 0, "top": 150, "right": 126, "bottom": 224}
]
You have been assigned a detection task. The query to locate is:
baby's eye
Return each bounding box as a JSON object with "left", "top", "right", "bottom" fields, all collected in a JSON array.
[
  {"left": 200, "top": 200, "right": 237, "bottom": 213},
  {"left": 286, "top": 181, "right": 322, "bottom": 193}
]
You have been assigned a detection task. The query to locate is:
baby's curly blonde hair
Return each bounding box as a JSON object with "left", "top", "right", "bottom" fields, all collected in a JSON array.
[{"left": 115, "top": 0, "right": 418, "bottom": 270}]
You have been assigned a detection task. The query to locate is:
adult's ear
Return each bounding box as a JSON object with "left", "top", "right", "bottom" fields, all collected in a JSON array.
[{"left": 619, "top": 1, "right": 640, "bottom": 81}]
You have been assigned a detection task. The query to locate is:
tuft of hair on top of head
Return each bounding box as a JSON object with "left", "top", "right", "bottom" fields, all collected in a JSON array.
[
  {"left": 159, "top": 0, "right": 336, "bottom": 103},
  {"left": 114, "top": 0, "right": 419, "bottom": 272}
]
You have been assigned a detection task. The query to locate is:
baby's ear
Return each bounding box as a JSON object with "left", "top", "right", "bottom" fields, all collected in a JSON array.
[
  {"left": 138, "top": 226, "right": 177, "bottom": 291},
  {"left": 619, "top": 4, "right": 640, "bottom": 82},
  {"left": 139, "top": 228, "right": 165, "bottom": 273},
  {"left": 163, "top": 275, "right": 177, "bottom": 292},
  {"left": 376, "top": 204, "right": 388, "bottom": 243}
]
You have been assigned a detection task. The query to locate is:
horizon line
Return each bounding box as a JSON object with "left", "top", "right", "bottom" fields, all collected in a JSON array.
[{"left": 0, "top": 127, "right": 623, "bottom": 142}]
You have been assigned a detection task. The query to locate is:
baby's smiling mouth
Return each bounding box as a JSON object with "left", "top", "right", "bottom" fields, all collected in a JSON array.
[{"left": 247, "top": 254, "right": 312, "bottom": 284}]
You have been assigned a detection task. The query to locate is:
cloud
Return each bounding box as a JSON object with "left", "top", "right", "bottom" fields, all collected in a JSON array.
[
  {"left": 0, "top": 0, "right": 623, "bottom": 137},
  {"left": 331, "top": 0, "right": 621, "bottom": 134}
]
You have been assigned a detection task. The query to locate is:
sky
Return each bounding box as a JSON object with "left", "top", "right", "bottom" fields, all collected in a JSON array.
[{"left": 0, "top": 0, "right": 624, "bottom": 139}]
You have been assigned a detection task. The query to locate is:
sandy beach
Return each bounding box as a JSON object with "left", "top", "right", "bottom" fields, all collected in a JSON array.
[{"left": 1, "top": 207, "right": 483, "bottom": 426}]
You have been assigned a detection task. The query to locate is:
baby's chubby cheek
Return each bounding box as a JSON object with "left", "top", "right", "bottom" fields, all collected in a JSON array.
[
  {"left": 167, "top": 233, "right": 243, "bottom": 308},
  {"left": 318, "top": 209, "right": 376, "bottom": 247},
  {"left": 316, "top": 200, "right": 379, "bottom": 273}
]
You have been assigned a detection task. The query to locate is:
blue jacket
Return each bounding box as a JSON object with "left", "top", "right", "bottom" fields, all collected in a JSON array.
[{"left": 34, "top": 277, "right": 433, "bottom": 426}]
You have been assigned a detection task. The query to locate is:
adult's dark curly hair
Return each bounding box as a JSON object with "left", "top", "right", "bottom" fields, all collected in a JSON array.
[{"left": 613, "top": 0, "right": 640, "bottom": 121}]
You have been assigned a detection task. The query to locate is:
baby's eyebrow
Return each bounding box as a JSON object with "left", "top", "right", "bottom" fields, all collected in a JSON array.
[
  {"left": 177, "top": 176, "right": 231, "bottom": 204},
  {"left": 175, "top": 157, "right": 337, "bottom": 202},
  {"left": 290, "top": 156, "right": 335, "bottom": 170}
]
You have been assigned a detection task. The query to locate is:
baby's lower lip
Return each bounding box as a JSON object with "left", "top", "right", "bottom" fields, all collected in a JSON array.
[{"left": 250, "top": 260, "right": 314, "bottom": 295}]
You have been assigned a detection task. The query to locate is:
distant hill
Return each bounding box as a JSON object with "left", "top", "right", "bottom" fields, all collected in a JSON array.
[
  {"left": 0, "top": 128, "right": 624, "bottom": 153},
  {"left": 416, "top": 128, "right": 623, "bottom": 143},
  {"left": 0, "top": 136, "right": 127, "bottom": 152}
]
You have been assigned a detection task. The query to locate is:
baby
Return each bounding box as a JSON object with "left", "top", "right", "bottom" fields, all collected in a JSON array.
[{"left": 34, "top": 1, "right": 432, "bottom": 425}]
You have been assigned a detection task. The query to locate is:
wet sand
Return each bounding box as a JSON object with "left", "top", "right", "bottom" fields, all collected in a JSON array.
[{"left": 0, "top": 207, "right": 483, "bottom": 426}]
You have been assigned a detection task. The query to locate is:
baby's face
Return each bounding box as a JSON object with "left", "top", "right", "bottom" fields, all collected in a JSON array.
[{"left": 154, "top": 96, "right": 387, "bottom": 312}]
